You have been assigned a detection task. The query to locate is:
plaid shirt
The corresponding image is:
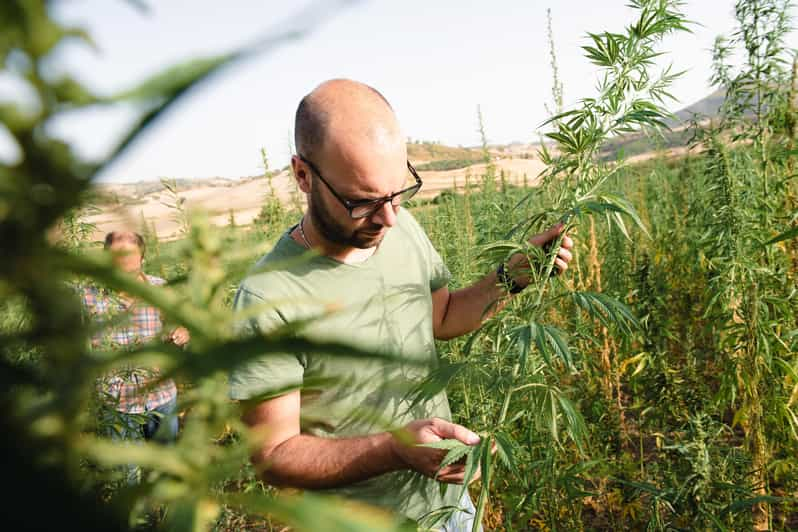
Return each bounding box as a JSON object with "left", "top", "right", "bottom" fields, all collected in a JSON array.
[{"left": 80, "top": 274, "right": 177, "bottom": 413}]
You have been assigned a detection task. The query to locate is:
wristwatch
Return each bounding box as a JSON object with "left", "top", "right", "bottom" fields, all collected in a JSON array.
[{"left": 496, "top": 262, "right": 525, "bottom": 294}]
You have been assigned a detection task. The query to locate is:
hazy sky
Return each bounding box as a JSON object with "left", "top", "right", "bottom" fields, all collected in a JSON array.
[{"left": 3, "top": 0, "right": 797, "bottom": 182}]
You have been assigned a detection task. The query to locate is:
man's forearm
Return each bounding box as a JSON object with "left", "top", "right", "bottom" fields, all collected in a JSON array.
[
  {"left": 254, "top": 431, "right": 406, "bottom": 489},
  {"left": 436, "top": 271, "right": 507, "bottom": 340}
]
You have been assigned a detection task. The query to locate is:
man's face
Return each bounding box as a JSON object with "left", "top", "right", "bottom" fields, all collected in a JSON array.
[
  {"left": 309, "top": 177, "right": 397, "bottom": 249},
  {"left": 305, "top": 137, "right": 410, "bottom": 249},
  {"left": 108, "top": 236, "right": 143, "bottom": 274}
]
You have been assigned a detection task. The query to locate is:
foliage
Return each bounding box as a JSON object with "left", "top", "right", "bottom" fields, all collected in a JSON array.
[
  {"left": 5, "top": 1, "right": 798, "bottom": 530},
  {"left": 0, "top": 2, "right": 410, "bottom": 531}
]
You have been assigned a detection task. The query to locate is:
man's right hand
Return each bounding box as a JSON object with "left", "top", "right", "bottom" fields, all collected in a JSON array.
[{"left": 389, "top": 418, "right": 481, "bottom": 484}]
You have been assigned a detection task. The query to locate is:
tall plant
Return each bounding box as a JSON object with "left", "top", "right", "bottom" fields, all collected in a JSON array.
[
  {"left": 415, "top": 2, "right": 691, "bottom": 530},
  {"left": 695, "top": 1, "right": 797, "bottom": 528}
]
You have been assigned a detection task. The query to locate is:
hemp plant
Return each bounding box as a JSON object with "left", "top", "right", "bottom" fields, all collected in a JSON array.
[
  {"left": 690, "top": 1, "right": 798, "bottom": 527},
  {"left": 416, "top": 2, "right": 691, "bottom": 529}
]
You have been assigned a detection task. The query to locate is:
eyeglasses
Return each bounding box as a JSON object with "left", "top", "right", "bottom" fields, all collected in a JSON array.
[{"left": 298, "top": 154, "right": 423, "bottom": 219}]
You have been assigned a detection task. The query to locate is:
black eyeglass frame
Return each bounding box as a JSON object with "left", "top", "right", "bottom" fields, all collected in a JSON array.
[{"left": 298, "top": 154, "right": 423, "bottom": 219}]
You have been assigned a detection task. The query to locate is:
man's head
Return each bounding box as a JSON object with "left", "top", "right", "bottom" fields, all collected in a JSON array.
[
  {"left": 292, "top": 79, "right": 412, "bottom": 249},
  {"left": 104, "top": 231, "right": 145, "bottom": 274}
]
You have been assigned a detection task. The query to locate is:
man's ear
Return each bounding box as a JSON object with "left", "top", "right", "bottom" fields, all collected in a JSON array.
[{"left": 291, "top": 155, "right": 311, "bottom": 194}]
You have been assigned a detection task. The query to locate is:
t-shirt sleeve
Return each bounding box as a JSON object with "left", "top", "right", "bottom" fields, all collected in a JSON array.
[
  {"left": 401, "top": 209, "right": 451, "bottom": 292},
  {"left": 228, "top": 284, "right": 306, "bottom": 401},
  {"left": 427, "top": 239, "right": 451, "bottom": 292}
]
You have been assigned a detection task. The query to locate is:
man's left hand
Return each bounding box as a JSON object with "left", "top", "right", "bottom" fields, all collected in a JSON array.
[{"left": 507, "top": 222, "right": 575, "bottom": 288}]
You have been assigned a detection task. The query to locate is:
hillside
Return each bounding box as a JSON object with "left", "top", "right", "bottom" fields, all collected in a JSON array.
[
  {"left": 671, "top": 88, "right": 726, "bottom": 124},
  {"left": 599, "top": 89, "right": 726, "bottom": 159},
  {"left": 406, "top": 141, "right": 484, "bottom": 164},
  {"left": 85, "top": 91, "right": 727, "bottom": 241},
  {"left": 85, "top": 148, "right": 545, "bottom": 241}
]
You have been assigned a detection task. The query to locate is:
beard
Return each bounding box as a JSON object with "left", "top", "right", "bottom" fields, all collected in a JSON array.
[{"left": 309, "top": 181, "right": 386, "bottom": 249}]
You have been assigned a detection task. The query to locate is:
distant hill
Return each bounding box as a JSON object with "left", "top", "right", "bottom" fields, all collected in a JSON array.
[
  {"left": 669, "top": 88, "right": 726, "bottom": 125},
  {"left": 85, "top": 144, "right": 546, "bottom": 240},
  {"left": 88, "top": 90, "right": 733, "bottom": 240},
  {"left": 406, "top": 141, "right": 483, "bottom": 162},
  {"left": 406, "top": 141, "right": 485, "bottom": 170},
  {"left": 95, "top": 175, "right": 270, "bottom": 205},
  {"left": 97, "top": 141, "right": 531, "bottom": 204},
  {"left": 407, "top": 140, "right": 541, "bottom": 171},
  {"left": 600, "top": 89, "right": 727, "bottom": 160}
]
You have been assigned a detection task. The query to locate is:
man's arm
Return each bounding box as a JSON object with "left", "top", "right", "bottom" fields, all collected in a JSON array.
[
  {"left": 243, "top": 391, "right": 482, "bottom": 488},
  {"left": 432, "top": 223, "right": 574, "bottom": 340}
]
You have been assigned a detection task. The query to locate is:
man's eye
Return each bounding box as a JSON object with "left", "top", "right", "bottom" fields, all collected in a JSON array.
[{"left": 349, "top": 198, "right": 382, "bottom": 206}]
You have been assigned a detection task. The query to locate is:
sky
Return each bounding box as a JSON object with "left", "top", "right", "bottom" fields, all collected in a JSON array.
[{"left": 2, "top": 0, "right": 798, "bottom": 183}]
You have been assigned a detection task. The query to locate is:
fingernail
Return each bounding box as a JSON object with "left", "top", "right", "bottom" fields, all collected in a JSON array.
[{"left": 467, "top": 432, "right": 480, "bottom": 445}]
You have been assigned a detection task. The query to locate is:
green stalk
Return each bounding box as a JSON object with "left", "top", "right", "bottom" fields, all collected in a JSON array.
[{"left": 471, "top": 434, "right": 496, "bottom": 532}]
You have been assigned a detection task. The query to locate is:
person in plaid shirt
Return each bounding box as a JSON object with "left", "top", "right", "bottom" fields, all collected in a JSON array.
[{"left": 80, "top": 231, "right": 189, "bottom": 483}]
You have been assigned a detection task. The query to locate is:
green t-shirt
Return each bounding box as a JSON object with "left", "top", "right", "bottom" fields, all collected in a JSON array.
[{"left": 229, "top": 208, "right": 461, "bottom": 522}]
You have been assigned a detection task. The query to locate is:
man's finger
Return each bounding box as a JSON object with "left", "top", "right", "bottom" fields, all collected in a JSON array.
[
  {"left": 432, "top": 419, "right": 480, "bottom": 445},
  {"left": 555, "top": 258, "right": 568, "bottom": 272},
  {"left": 437, "top": 464, "right": 466, "bottom": 477},
  {"left": 547, "top": 221, "right": 565, "bottom": 238},
  {"left": 562, "top": 235, "right": 574, "bottom": 249},
  {"left": 558, "top": 247, "right": 573, "bottom": 263},
  {"left": 436, "top": 469, "right": 467, "bottom": 483},
  {"left": 528, "top": 222, "right": 564, "bottom": 247}
]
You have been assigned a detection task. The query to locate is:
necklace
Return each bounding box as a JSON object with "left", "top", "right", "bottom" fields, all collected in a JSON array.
[{"left": 299, "top": 216, "right": 313, "bottom": 249}]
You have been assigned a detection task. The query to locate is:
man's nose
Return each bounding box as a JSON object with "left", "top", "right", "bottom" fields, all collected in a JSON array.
[{"left": 370, "top": 200, "right": 398, "bottom": 227}]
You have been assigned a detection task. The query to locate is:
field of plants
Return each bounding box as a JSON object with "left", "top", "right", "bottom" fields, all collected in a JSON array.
[{"left": 3, "top": 0, "right": 798, "bottom": 530}]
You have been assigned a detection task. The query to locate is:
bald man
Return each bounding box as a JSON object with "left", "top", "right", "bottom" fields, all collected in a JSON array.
[{"left": 230, "top": 79, "right": 574, "bottom": 529}]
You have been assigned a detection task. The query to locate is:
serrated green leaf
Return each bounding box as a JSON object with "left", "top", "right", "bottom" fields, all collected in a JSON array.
[
  {"left": 419, "top": 439, "right": 465, "bottom": 451},
  {"left": 571, "top": 291, "right": 640, "bottom": 335},
  {"left": 436, "top": 443, "right": 473, "bottom": 477},
  {"left": 494, "top": 431, "right": 516, "bottom": 470},
  {"left": 459, "top": 440, "right": 485, "bottom": 501}
]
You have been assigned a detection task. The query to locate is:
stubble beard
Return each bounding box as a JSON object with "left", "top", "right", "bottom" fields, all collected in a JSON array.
[{"left": 309, "top": 183, "right": 386, "bottom": 250}]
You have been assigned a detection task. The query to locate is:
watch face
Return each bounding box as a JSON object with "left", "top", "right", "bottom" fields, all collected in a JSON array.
[{"left": 497, "top": 263, "right": 523, "bottom": 293}]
